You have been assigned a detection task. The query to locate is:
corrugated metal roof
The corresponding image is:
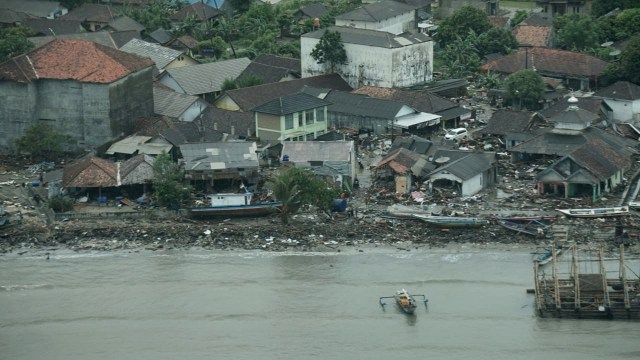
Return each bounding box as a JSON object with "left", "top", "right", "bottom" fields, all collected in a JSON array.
[
  {"left": 161, "top": 58, "right": 251, "bottom": 95},
  {"left": 120, "top": 38, "right": 183, "bottom": 69},
  {"left": 429, "top": 153, "right": 495, "bottom": 181},
  {"left": 281, "top": 141, "right": 353, "bottom": 162},
  {"left": 106, "top": 136, "right": 152, "bottom": 155},
  {"left": 179, "top": 142, "right": 259, "bottom": 171}
]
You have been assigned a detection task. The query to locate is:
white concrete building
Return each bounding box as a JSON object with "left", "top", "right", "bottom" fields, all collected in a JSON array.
[{"left": 301, "top": 26, "right": 433, "bottom": 89}]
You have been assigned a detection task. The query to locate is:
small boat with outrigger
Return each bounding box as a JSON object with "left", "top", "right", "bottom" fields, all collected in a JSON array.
[{"left": 379, "top": 289, "right": 428, "bottom": 315}]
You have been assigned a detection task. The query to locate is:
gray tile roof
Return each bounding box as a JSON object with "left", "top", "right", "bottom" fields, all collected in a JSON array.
[
  {"left": 325, "top": 90, "right": 405, "bottom": 119},
  {"left": 478, "top": 109, "right": 535, "bottom": 136},
  {"left": 0, "top": 0, "right": 65, "bottom": 19},
  {"left": 238, "top": 62, "right": 296, "bottom": 84},
  {"left": 428, "top": 152, "right": 495, "bottom": 181},
  {"left": 219, "top": 73, "right": 352, "bottom": 111},
  {"left": 60, "top": 3, "right": 114, "bottom": 23},
  {"left": 511, "top": 126, "right": 637, "bottom": 157},
  {"left": 149, "top": 28, "right": 173, "bottom": 45},
  {"left": 108, "top": 15, "right": 145, "bottom": 32},
  {"left": 595, "top": 81, "right": 640, "bottom": 101},
  {"left": 161, "top": 57, "right": 251, "bottom": 96},
  {"left": 179, "top": 142, "right": 259, "bottom": 171},
  {"left": 336, "top": 0, "right": 414, "bottom": 22},
  {"left": 302, "top": 26, "right": 431, "bottom": 48},
  {"left": 352, "top": 86, "right": 462, "bottom": 114},
  {"left": 252, "top": 92, "right": 331, "bottom": 115},
  {"left": 153, "top": 86, "right": 201, "bottom": 118},
  {"left": 29, "top": 32, "right": 119, "bottom": 48},
  {"left": 538, "top": 96, "right": 603, "bottom": 119},
  {"left": 200, "top": 106, "right": 256, "bottom": 138},
  {"left": 21, "top": 18, "right": 84, "bottom": 36},
  {"left": 120, "top": 38, "right": 183, "bottom": 69}
]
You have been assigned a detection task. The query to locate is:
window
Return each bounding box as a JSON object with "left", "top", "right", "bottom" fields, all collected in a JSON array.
[
  {"left": 285, "top": 114, "right": 293, "bottom": 129},
  {"left": 306, "top": 133, "right": 315, "bottom": 141},
  {"left": 298, "top": 113, "right": 303, "bottom": 127},
  {"left": 305, "top": 109, "right": 314, "bottom": 124},
  {"left": 317, "top": 108, "right": 325, "bottom": 122}
]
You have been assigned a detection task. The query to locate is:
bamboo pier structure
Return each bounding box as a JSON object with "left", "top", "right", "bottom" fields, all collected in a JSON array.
[{"left": 533, "top": 244, "right": 640, "bottom": 320}]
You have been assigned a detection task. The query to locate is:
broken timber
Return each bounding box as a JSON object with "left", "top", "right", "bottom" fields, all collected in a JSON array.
[{"left": 533, "top": 244, "right": 640, "bottom": 320}]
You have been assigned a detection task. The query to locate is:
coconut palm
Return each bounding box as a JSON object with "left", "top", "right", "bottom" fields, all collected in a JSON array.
[{"left": 267, "top": 171, "right": 302, "bottom": 225}]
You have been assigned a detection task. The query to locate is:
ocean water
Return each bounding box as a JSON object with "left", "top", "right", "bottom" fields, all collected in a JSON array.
[{"left": 1, "top": 246, "right": 639, "bottom": 360}]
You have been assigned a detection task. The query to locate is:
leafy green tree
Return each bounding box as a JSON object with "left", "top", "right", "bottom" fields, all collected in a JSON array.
[
  {"left": 475, "top": 27, "right": 518, "bottom": 57},
  {"left": 221, "top": 78, "right": 237, "bottom": 91},
  {"left": 615, "top": 8, "right": 640, "bottom": 40},
  {"left": 152, "top": 152, "right": 191, "bottom": 210},
  {"left": 117, "top": 0, "right": 176, "bottom": 33},
  {"left": 198, "top": 36, "right": 228, "bottom": 59},
  {"left": 505, "top": 70, "right": 545, "bottom": 110},
  {"left": 440, "top": 32, "right": 481, "bottom": 78},
  {"left": 0, "top": 26, "right": 35, "bottom": 61},
  {"left": 15, "top": 123, "right": 72, "bottom": 161},
  {"left": 228, "top": 0, "right": 253, "bottom": 14},
  {"left": 512, "top": 10, "right": 530, "bottom": 26},
  {"left": 592, "top": 0, "right": 637, "bottom": 17},
  {"left": 555, "top": 14, "right": 601, "bottom": 51},
  {"left": 310, "top": 30, "right": 347, "bottom": 73},
  {"left": 236, "top": 74, "right": 263, "bottom": 88},
  {"left": 619, "top": 35, "right": 640, "bottom": 85},
  {"left": 436, "top": 6, "right": 491, "bottom": 47},
  {"left": 48, "top": 195, "right": 75, "bottom": 213}
]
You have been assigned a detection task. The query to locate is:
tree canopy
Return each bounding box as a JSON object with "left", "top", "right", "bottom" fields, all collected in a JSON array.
[
  {"left": 0, "top": 26, "right": 34, "bottom": 61},
  {"left": 436, "top": 6, "right": 491, "bottom": 46},
  {"left": 505, "top": 70, "right": 545, "bottom": 110},
  {"left": 555, "top": 14, "right": 601, "bottom": 51},
  {"left": 267, "top": 167, "right": 341, "bottom": 224},
  {"left": 619, "top": 35, "right": 640, "bottom": 85},
  {"left": 152, "top": 152, "right": 191, "bottom": 210},
  {"left": 14, "top": 123, "right": 71, "bottom": 161},
  {"left": 592, "top": 0, "right": 638, "bottom": 17},
  {"left": 310, "top": 29, "right": 348, "bottom": 73},
  {"left": 475, "top": 27, "right": 519, "bottom": 57}
]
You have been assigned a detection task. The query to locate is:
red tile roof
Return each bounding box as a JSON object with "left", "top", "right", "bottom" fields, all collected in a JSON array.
[
  {"left": 512, "top": 25, "right": 552, "bottom": 47},
  {"left": 0, "top": 39, "right": 154, "bottom": 84},
  {"left": 480, "top": 47, "right": 608, "bottom": 78}
]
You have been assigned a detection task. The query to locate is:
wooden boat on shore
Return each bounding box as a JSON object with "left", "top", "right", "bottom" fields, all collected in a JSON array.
[
  {"left": 413, "top": 214, "right": 490, "bottom": 228},
  {"left": 190, "top": 191, "right": 282, "bottom": 218},
  {"left": 497, "top": 219, "right": 548, "bottom": 237},
  {"left": 379, "top": 289, "right": 428, "bottom": 315},
  {"left": 556, "top": 206, "right": 629, "bottom": 218}
]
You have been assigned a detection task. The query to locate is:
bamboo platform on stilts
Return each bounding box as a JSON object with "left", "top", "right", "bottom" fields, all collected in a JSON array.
[{"left": 533, "top": 244, "right": 640, "bottom": 320}]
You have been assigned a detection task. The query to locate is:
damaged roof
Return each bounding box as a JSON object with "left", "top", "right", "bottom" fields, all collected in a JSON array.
[
  {"left": 180, "top": 142, "right": 259, "bottom": 172},
  {"left": 373, "top": 147, "right": 425, "bottom": 174}
]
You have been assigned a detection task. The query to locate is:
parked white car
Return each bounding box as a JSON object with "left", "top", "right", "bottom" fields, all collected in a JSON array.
[{"left": 444, "top": 128, "right": 468, "bottom": 141}]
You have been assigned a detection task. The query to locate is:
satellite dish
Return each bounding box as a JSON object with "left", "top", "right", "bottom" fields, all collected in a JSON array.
[
  {"left": 609, "top": 49, "right": 621, "bottom": 56},
  {"left": 435, "top": 157, "right": 450, "bottom": 164},
  {"left": 601, "top": 41, "right": 613, "bottom": 47}
]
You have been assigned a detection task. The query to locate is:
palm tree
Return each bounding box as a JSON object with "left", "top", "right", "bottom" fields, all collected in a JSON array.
[{"left": 267, "top": 171, "right": 302, "bottom": 225}]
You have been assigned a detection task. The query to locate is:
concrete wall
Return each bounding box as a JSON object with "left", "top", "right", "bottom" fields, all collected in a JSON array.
[
  {"left": 603, "top": 99, "right": 638, "bottom": 123},
  {"left": 0, "top": 67, "right": 153, "bottom": 153},
  {"left": 301, "top": 38, "right": 433, "bottom": 88},
  {"left": 180, "top": 99, "right": 208, "bottom": 122},
  {"left": 108, "top": 68, "right": 154, "bottom": 145}
]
